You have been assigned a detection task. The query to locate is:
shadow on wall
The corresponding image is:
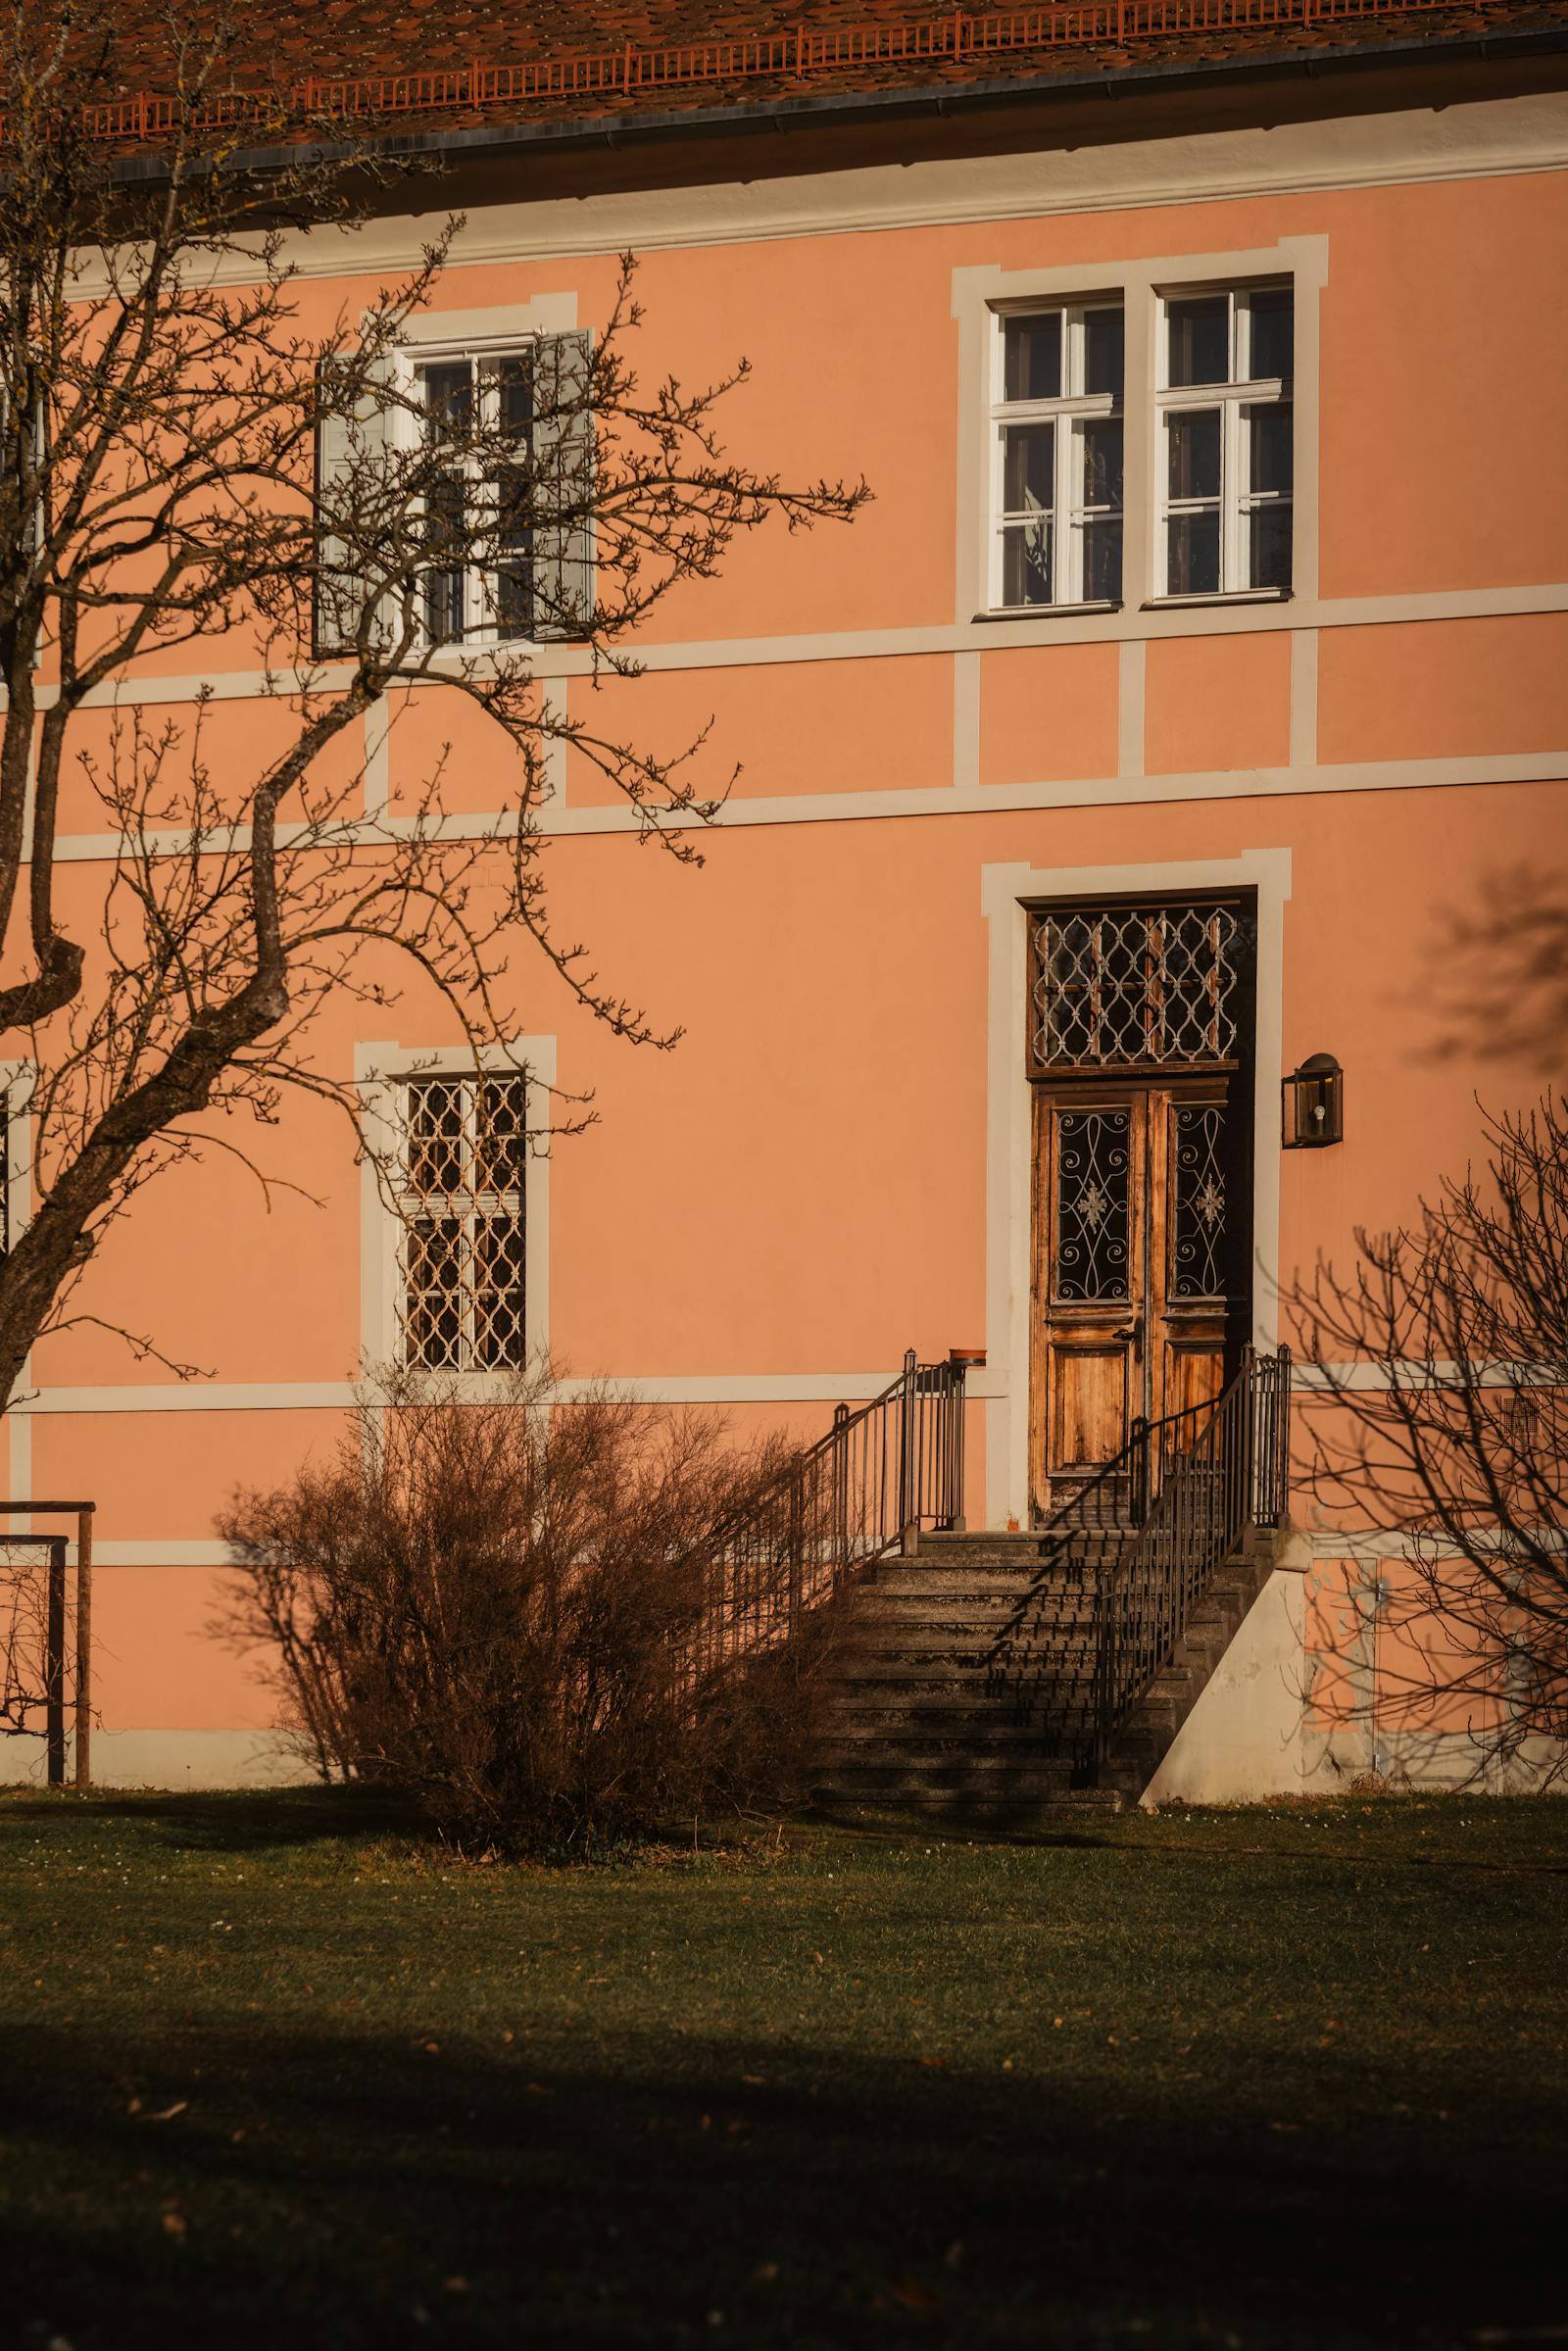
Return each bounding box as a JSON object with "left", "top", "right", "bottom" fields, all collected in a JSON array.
[{"left": 1417, "top": 863, "right": 1568, "bottom": 1068}]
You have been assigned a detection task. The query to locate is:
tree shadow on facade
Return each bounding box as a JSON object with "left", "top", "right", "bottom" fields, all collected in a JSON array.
[
  {"left": 1416, "top": 862, "right": 1568, "bottom": 1068},
  {"left": 3, "top": 2013, "right": 1563, "bottom": 2350}
]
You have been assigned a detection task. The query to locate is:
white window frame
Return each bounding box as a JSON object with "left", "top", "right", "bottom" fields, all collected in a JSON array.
[
  {"left": 987, "top": 299, "right": 1124, "bottom": 614},
  {"left": 1154, "top": 281, "right": 1294, "bottom": 605},
  {"left": 357, "top": 1038, "right": 554, "bottom": 1387},
  {"left": 394, "top": 1068, "right": 532, "bottom": 1374},
  {"left": 406, "top": 338, "right": 541, "bottom": 651}
]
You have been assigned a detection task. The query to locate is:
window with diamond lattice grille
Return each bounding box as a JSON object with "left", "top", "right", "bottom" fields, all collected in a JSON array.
[
  {"left": 1029, "top": 901, "right": 1249, "bottom": 1076},
  {"left": 398, "top": 1074, "right": 527, "bottom": 1371}
]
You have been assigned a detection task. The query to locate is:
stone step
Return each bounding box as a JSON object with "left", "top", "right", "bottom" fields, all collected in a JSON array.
[
  {"left": 812, "top": 1762, "right": 1083, "bottom": 1800},
  {"left": 818, "top": 1715, "right": 1093, "bottom": 1747},
  {"left": 811, "top": 1789, "right": 1122, "bottom": 1819},
  {"left": 813, "top": 1522, "right": 1271, "bottom": 1813},
  {"left": 870, "top": 1567, "right": 1087, "bottom": 1598},
  {"left": 841, "top": 1624, "right": 1098, "bottom": 1656},
  {"left": 816, "top": 1722, "right": 1067, "bottom": 1753},
  {"left": 819, "top": 1655, "right": 1033, "bottom": 1685},
  {"left": 852, "top": 1590, "right": 1054, "bottom": 1619}
]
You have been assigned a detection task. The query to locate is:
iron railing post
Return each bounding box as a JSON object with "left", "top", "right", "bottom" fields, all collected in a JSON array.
[
  {"left": 950, "top": 1358, "right": 967, "bottom": 1530},
  {"left": 1130, "top": 1413, "right": 1150, "bottom": 1524},
  {"left": 44, "top": 1537, "right": 66, "bottom": 1788},
  {"left": 1276, "top": 1346, "right": 1293, "bottom": 1524},
  {"left": 831, "top": 1401, "right": 850, "bottom": 1579},
  {"left": 898, "top": 1347, "right": 918, "bottom": 1556},
  {"left": 787, "top": 1460, "right": 805, "bottom": 1632}
]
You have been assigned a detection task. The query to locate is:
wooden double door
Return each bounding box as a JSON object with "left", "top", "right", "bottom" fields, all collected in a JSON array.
[{"left": 1030, "top": 1077, "right": 1249, "bottom": 1519}]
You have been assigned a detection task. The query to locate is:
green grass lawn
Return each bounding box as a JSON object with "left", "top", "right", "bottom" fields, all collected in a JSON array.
[{"left": 1, "top": 1791, "right": 1565, "bottom": 2351}]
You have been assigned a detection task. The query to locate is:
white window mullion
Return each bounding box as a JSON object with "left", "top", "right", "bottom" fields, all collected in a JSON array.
[
  {"left": 1221, "top": 396, "right": 1244, "bottom": 595},
  {"left": 1057, "top": 412, "right": 1078, "bottom": 606}
]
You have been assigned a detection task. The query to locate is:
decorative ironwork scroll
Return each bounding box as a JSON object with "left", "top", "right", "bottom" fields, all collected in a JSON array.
[
  {"left": 1170, "top": 1102, "right": 1229, "bottom": 1298},
  {"left": 1054, "top": 1108, "right": 1131, "bottom": 1301},
  {"left": 1030, "top": 901, "right": 1248, "bottom": 1074}
]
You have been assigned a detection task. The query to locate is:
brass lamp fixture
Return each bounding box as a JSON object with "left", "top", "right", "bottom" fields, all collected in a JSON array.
[{"left": 1283, "top": 1053, "right": 1344, "bottom": 1148}]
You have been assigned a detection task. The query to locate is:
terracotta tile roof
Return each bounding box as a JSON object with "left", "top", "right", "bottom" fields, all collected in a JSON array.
[{"left": 67, "top": 0, "right": 1568, "bottom": 145}]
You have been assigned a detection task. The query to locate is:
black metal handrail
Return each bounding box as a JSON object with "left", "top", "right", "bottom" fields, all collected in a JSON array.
[
  {"left": 1092, "top": 1346, "right": 1291, "bottom": 1768},
  {"left": 688, "top": 1349, "right": 968, "bottom": 1683},
  {"left": 987, "top": 1346, "right": 1290, "bottom": 1778}
]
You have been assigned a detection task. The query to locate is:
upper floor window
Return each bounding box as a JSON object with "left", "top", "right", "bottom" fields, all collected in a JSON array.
[
  {"left": 398, "top": 1072, "right": 528, "bottom": 1371},
  {"left": 314, "top": 329, "right": 592, "bottom": 660},
  {"left": 991, "top": 303, "right": 1124, "bottom": 612},
  {"left": 1156, "top": 284, "right": 1293, "bottom": 600},
  {"left": 417, "top": 354, "right": 535, "bottom": 646}
]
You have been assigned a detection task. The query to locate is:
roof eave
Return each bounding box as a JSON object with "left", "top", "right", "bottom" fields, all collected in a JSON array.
[{"left": 103, "top": 18, "right": 1568, "bottom": 183}]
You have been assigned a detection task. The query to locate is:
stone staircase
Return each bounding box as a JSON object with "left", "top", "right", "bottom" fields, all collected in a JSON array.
[{"left": 810, "top": 1524, "right": 1277, "bottom": 1812}]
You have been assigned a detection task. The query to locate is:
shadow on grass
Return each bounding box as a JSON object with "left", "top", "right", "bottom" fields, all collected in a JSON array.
[
  {"left": 0, "top": 1783, "right": 424, "bottom": 1855},
  {"left": 2, "top": 2011, "right": 1562, "bottom": 2351}
]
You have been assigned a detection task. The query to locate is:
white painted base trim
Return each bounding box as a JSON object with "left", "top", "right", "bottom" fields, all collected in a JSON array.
[
  {"left": 0, "top": 1728, "right": 314, "bottom": 1790},
  {"left": 7, "top": 1368, "right": 914, "bottom": 1417},
  {"left": 1142, "top": 1570, "right": 1320, "bottom": 1805},
  {"left": 1139, "top": 1568, "right": 1568, "bottom": 1804}
]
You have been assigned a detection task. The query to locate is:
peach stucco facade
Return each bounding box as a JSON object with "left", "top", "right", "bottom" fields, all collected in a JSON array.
[{"left": 5, "top": 70, "right": 1567, "bottom": 1792}]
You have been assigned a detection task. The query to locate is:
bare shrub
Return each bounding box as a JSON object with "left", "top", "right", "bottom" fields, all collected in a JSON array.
[{"left": 220, "top": 1368, "right": 839, "bottom": 1850}]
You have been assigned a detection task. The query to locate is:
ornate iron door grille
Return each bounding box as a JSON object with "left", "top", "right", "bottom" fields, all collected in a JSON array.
[{"left": 1028, "top": 899, "right": 1250, "bottom": 1077}]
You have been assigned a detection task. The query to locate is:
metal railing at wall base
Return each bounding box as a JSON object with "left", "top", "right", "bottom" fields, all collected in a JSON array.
[{"left": 689, "top": 1348, "right": 970, "bottom": 1684}]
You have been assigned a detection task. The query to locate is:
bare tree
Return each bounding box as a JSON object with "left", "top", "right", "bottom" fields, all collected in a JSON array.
[
  {"left": 0, "top": 6, "right": 867, "bottom": 1398},
  {"left": 1293, "top": 1094, "right": 1568, "bottom": 1787}
]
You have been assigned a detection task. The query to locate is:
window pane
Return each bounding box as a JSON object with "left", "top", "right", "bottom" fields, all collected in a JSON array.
[
  {"left": 1084, "top": 308, "right": 1125, "bottom": 398},
  {"left": 494, "top": 465, "right": 533, "bottom": 639},
  {"left": 1003, "top": 313, "right": 1061, "bottom": 403},
  {"left": 496, "top": 355, "right": 533, "bottom": 440},
  {"left": 1002, "top": 520, "right": 1052, "bottom": 606},
  {"left": 473, "top": 1217, "right": 527, "bottom": 1370},
  {"left": 424, "top": 569, "right": 464, "bottom": 644},
  {"left": 1003, "top": 422, "right": 1054, "bottom": 514},
  {"left": 1249, "top": 288, "right": 1294, "bottom": 383},
  {"left": 421, "top": 361, "right": 472, "bottom": 444},
  {"left": 405, "top": 1218, "right": 464, "bottom": 1369},
  {"left": 422, "top": 469, "right": 467, "bottom": 644},
  {"left": 1082, "top": 519, "right": 1122, "bottom": 602},
  {"left": 406, "top": 1079, "right": 466, "bottom": 1197},
  {"left": 1249, "top": 402, "right": 1293, "bottom": 496},
  {"left": 1250, "top": 504, "right": 1293, "bottom": 591},
  {"left": 1167, "top": 296, "right": 1230, "bottom": 388},
  {"left": 1167, "top": 409, "right": 1221, "bottom": 502},
  {"left": 1081, "top": 418, "right": 1123, "bottom": 512},
  {"left": 477, "top": 1077, "right": 529, "bottom": 1194},
  {"left": 1167, "top": 512, "right": 1220, "bottom": 596}
]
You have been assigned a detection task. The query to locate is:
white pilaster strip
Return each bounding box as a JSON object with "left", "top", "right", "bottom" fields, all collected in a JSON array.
[
  {"left": 1117, "top": 641, "right": 1147, "bottom": 781},
  {"left": 1290, "top": 629, "right": 1318, "bottom": 771},
  {"left": 952, "top": 652, "right": 981, "bottom": 790}
]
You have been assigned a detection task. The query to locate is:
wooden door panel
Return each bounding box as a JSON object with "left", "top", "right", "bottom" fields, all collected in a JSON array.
[
  {"left": 1031, "top": 1091, "right": 1145, "bottom": 1517},
  {"left": 1157, "top": 1339, "right": 1226, "bottom": 1425},
  {"left": 1033, "top": 1076, "right": 1248, "bottom": 1522},
  {"left": 1050, "top": 1345, "right": 1132, "bottom": 1469}
]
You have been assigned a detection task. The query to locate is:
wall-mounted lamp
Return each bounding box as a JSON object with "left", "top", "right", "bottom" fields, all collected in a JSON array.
[{"left": 1283, "top": 1053, "right": 1344, "bottom": 1148}]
